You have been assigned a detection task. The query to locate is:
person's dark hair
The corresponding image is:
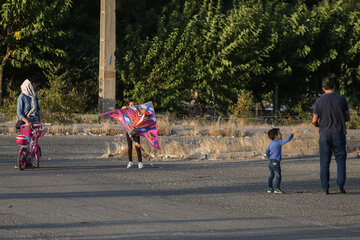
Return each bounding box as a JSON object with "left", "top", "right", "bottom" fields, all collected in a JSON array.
[
  {"left": 322, "top": 77, "right": 335, "bottom": 90},
  {"left": 268, "top": 128, "right": 280, "bottom": 140},
  {"left": 127, "top": 100, "right": 135, "bottom": 105}
]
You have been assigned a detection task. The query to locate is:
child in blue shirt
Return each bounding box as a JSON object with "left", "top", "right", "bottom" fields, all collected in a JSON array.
[{"left": 266, "top": 128, "right": 295, "bottom": 194}]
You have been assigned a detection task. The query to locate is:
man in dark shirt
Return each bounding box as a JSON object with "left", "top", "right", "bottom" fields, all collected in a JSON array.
[{"left": 312, "top": 77, "right": 351, "bottom": 195}]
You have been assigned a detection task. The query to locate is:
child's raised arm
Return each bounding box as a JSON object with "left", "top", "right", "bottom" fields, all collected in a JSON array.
[{"left": 280, "top": 131, "right": 294, "bottom": 145}]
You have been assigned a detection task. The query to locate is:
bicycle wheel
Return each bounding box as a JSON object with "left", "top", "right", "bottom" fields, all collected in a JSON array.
[
  {"left": 35, "top": 145, "right": 41, "bottom": 168},
  {"left": 17, "top": 147, "right": 27, "bottom": 171}
]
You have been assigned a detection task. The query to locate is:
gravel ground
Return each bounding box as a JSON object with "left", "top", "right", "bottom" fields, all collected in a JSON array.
[{"left": 0, "top": 135, "right": 360, "bottom": 239}]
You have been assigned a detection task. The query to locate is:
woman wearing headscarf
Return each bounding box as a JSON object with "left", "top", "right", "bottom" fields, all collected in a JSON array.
[
  {"left": 15, "top": 79, "right": 40, "bottom": 169},
  {"left": 16, "top": 79, "right": 40, "bottom": 127}
]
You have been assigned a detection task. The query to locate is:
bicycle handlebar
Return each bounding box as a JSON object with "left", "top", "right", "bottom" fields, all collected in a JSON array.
[{"left": 21, "top": 123, "right": 43, "bottom": 128}]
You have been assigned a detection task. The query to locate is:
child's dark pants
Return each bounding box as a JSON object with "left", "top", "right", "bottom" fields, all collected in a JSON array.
[
  {"left": 268, "top": 159, "right": 282, "bottom": 189},
  {"left": 126, "top": 133, "right": 142, "bottom": 162}
]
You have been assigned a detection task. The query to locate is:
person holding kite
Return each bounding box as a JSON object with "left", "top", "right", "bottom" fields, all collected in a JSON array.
[
  {"left": 122, "top": 101, "right": 143, "bottom": 169},
  {"left": 99, "top": 100, "right": 161, "bottom": 169}
]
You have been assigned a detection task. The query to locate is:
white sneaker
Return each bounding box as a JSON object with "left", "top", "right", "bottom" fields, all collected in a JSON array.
[
  {"left": 138, "top": 162, "right": 144, "bottom": 169},
  {"left": 127, "top": 162, "right": 134, "bottom": 169}
]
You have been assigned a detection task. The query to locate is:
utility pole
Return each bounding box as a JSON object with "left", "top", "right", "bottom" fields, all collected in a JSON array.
[{"left": 98, "top": 0, "right": 116, "bottom": 114}]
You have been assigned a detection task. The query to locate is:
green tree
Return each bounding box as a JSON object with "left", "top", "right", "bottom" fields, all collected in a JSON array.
[
  {"left": 310, "top": 0, "right": 360, "bottom": 105},
  {"left": 0, "top": 0, "right": 72, "bottom": 105},
  {"left": 58, "top": 0, "right": 99, "bottom": 113},
  {"left": 37, "top": 65, "right": 82, "bottom": 123},
  {"left": 117, "top": 0, "right": 201, "bottom": 114},
  {"left": 117, "top": 0, "right": 360, "bottom": 117}
]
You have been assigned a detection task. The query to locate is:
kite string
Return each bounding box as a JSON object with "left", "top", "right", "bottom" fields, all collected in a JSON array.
[{"left": 129, "top": 134, "right": 159, "bottom": 167}]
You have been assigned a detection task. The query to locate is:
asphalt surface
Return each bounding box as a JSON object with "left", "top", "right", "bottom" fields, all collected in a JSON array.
[{"left": 1, "top": 135, "right": 360, "bottom": 240}]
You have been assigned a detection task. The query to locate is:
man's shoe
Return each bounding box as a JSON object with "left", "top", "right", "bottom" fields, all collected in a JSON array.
[
  {"left": 323, "top": 189, "right": 329, "bottom": 195},
  {"left": 127, "top": 162, "right": 134, "bottom": 169},
  {"left": 138, "top": 162, "right": 144, "bottom": 169},
  {"left": 267, "top": 188, "right": 274, "bottom": 193},
  {"left": 338, "top": 188, "right": 346, "bottom": 194},
  {"left": 274, "top": 189, "right": 284, "bottom": 194}
]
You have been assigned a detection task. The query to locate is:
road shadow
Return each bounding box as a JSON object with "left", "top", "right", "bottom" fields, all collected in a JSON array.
[
  {"left": 1, "top": 218, "right": 359, "bottom": 240},
  {"left": 1, "top": 176, "right": 359, "bottom": 200}
]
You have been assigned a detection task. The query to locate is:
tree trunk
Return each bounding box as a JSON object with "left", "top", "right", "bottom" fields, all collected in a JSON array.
[
  {"left": 0, "top": 65, "right": 4, "bottom": 106},
  {"left": 273, "top": 81, "right": 279, "bottom": 120},
  {"left": 0, "top": 50, "right": 11, "bottom": 106}
]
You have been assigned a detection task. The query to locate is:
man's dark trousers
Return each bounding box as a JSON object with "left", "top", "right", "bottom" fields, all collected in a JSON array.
[{"left": 319, "top": 135, "right": 347, "bottom": 190}]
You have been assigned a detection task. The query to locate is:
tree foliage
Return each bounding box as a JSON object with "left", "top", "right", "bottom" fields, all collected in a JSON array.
[
  {"left": 117, "top": 0, "right": 360, "bottom": 116},
  {"left": 0, "top": 0, "right": 72, "bottom": 105},
  {"left": 1, "top": 0, "right": 359, "bottom": 120}
]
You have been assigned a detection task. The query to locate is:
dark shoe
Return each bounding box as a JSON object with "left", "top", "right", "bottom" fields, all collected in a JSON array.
[
  {"left": 338, "top": 188, "right": 346, "bottom": 194},
  {"left": 267, "top": 188, "right": 274, "bottom": 193},
  {"left": 323, "top": 189, "right": 329, "bottom": 195},
  {"left": 274, "top": 189, "right": 284, "bottom": 194}
]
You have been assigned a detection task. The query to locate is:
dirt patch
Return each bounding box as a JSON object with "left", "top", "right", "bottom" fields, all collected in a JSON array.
[{"left": 2, "top": 120, "right": 360, "bottom": 161}]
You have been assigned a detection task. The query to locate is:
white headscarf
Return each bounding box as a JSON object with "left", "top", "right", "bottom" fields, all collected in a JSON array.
[
  {"left": 21, "top": 79, "right": 36, "bottom": 97},
  {"left": 20, "top": 79, "right": 37, "bottom": 118}
]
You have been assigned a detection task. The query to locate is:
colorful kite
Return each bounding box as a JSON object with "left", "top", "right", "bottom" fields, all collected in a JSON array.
[{"left": 99, "top": 102, "right": 161, "bottom": 156}]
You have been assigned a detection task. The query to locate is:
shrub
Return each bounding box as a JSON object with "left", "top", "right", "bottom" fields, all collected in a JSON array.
[
  {"left": 37, "top": 67, "right": 82, "bottom": 123},
  {"left": 346, "top": 108, "right": 360, "bottom": 129},
  {"left": 2, "top": 88, "right": 18, "bottom": 120},
  {"left": 228, "top": 90, "right": 254, "bottom": 119},
  {"left": 3, "top": 66, "right": 83, "bottom": 124}
]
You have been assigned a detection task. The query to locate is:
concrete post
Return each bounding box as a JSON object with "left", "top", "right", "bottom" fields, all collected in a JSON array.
[{"left": 99, "top": 0, "right": 116, "bottom": 114}]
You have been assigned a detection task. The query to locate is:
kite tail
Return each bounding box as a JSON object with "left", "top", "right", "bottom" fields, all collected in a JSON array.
[{"left": 129, "top": 135, "right": 159, "bottom": 167}]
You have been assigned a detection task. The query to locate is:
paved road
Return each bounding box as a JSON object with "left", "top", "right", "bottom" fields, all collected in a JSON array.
[{"left": 1, "top": 135, "right": 360, "bottom": 240}]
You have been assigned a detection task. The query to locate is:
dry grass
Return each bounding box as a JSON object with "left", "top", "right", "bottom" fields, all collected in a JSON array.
[
  {"left": 99, "top": 137, "right": 155, "bottom": 159},
  {"left": 156, "top": 127, "right": 319, "bottom": 157},
  {"left": 199, "top": 133, "right": 268, "bottom": 154},
  {"left": 116, "top": 119, "right": 318, "bottom": 158},
  {"left": 207, "top": 118, "right": 246, "bottom": 137},
  {"left": 100, "top": 143, "right": 112, "bottom": 158},
  {"left": 1, "top": 115, "right": 341, "bottom": 160},
  {"left": 188, "top": 126, "right": 200, "bottom": 136},
  {"left": 8, "top": 127, "right": 17, "bottom": 135},
  {"left": 100, "top": 129, "right": 320, "bottom": 160},
  {"left": 114, "top": 141, "right": 127, "bottom": 156},
  {"left": 157, "top": 112, "right": 171, "bottom": 136},
  {"left": 70, "top": 124, "right": 80, "bottom": 135},
  {"left": 180, "top": 117, "right": 198, "bottom": 126},
  {"left": 100, "top": 141, "right": 126, "bottom": 158},
  {"left": 86, "top": 121, "right": 112, "bottom": 135},
  {"left": 100, "top": 121, "right": 111, "bottom": 135},
  {"left": 84, "top": 123, "right": 123, "bottom": 135},
  {"left": 47, "top": 125, "right": 68, "bottom": 135},
  {"left": 160, "top": 140, "right": 191, "bottom": 155},
  {"left": 84, "top": 118, "right": 322, "bottom": 159}
]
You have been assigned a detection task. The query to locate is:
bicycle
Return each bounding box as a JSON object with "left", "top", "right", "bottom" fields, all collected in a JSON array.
[{"left": 16, "top": 123, "right": 44, "bottom": 170}]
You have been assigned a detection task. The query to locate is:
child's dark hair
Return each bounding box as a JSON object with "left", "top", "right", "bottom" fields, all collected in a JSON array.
[
  {"left": 268, "top": 128, "right": 280, "bottom": 140},
  {"left": 127, "top": 100, "right": 135, "bottom": 105}
]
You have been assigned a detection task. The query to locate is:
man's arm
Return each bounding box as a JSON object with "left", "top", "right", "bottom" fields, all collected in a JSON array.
[
  {"left": 345, "top": 110, "right": 351, "bottom": 122},
  {"left": 312, "top": 114, "right": 319, "bottom": 127}
]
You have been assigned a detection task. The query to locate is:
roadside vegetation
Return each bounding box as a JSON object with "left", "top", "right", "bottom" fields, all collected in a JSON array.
[
  {"left": 0, "top": 0, "right": 359, "bottom": 124},
  {"left": 1, "top": 0, "right": 360, "bottom": 160}
]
